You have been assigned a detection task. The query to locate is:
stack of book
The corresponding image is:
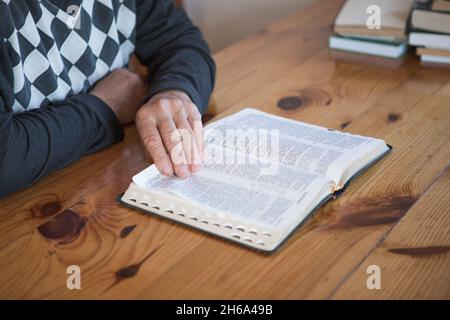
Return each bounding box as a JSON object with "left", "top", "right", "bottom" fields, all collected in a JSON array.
[
  {"left": 409, "top": 0, "right": 450, "bottom": 66},
  {"left": 329, "top": 0, "right": 415, "bottom": 68}
]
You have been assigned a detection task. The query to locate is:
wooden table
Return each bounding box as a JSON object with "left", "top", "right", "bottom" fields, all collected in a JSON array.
[{"left": 1, "top": 0, "right": 449, "bottom": 299}]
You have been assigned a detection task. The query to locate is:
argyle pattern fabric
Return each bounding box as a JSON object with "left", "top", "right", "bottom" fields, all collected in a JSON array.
[{"left": 1, "top": 0, "right": 136, "bottom": 112}]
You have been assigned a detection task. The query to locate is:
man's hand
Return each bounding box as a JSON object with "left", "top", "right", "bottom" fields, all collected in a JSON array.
[
  {"left": 136, "top": 90, "right": 203, "bottom": 179},
  {"left": 90, "top": 68, "right": 148, "bottom": 124}
]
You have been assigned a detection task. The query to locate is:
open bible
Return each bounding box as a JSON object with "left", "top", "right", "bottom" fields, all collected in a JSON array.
[{"left": 119, "top": 109, "right": 391, "bottom": 253}]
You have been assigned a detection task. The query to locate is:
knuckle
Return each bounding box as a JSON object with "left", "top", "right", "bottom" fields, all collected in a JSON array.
[
  {"left": 187, "top": 103, "right": 201, "bottom": 117},
  {"left": 126, "top": 73, "right": 140, "bottom": 85},
  {"left": 156, "top": 101, "right": 168, "bottom": 111},
  {"left": 152, "top": 150, "right": 167, "bottom": 161},
  {"left": 142, "top": 134, "right": 160, "bottom": 147},
  {"left": 174, "top": 108, "right": 187, "bottom": 121},
  {"left": 114, "top": 68, "right": 128, "bottom": 76},
  {"left": 178, "top": 128, "right": 192, "bottom": 140},
  {"left": 173, "top": 98, "right": 184, "bottom": 108},
  {"left": 159, "top": 125, "right": 174, "bottom": 139},
  {"left": 192, "top": 109, "right": 201, "bottom": 120},
  {"left": 163, "top": 131, "right": 181, "bottom": 145},
  {"left": 136, "top": 109, "right": 152, "bottom": 123},
  {"left": 129, "top": 72, "right": 141, "bottom": 81},
  {"left": 149, "top": 99, "right": 167, "bottom": 113}
]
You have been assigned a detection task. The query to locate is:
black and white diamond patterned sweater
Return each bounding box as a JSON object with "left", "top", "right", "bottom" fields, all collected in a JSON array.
[{"left": 0, "top": 0, "right": 215, "bottom": 197}]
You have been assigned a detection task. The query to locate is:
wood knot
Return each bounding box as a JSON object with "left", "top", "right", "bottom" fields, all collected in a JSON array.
[
  {"left": 31, "top": 196, "right": 62, "bottom": 218},
  {"left": 37, "top": 209, "right": 88, "bottom": 244},
  {"left": 115, "top": 246, "right": 162, "bottom": 283},
  {"left": 120, "top": 225, "right": 137, "bottom": 238},
  {"left": 277, "top": 96, "right": 303, "bottom": 110},
  {"left": 40, "top": 201, "right": 62, "bottom": 217},
  {"left": 340, "top": 121, "right": 352, "bottom": 129},
  {"left": 387, "top": 113, "right": 401, "bottom": 123},
  {"left": 277, "top": 88, "right": 332, "bottom": 111},
  {"left": 116, "top": 265, "right": 139, "bottom": 279},
  {"left": 388, "top": 246, "right": 450, "bottom": 257},
  {"left": 319, "top": 195, "right": 417, "bottom": 229}
]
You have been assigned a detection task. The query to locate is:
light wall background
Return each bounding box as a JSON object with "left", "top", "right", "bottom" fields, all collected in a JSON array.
[{"left": 184, "top": 0, "right": 313, "bottom": 52}]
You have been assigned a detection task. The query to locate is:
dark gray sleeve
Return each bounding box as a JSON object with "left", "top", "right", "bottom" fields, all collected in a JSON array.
[
  {"left": 0, "top": 91, "right": 124, "bottom": 198},
  {"left": 134, "top": 0, "right": 216, "bottom": 114}
]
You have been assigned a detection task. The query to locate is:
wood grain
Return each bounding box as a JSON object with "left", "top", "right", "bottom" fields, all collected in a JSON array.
[
  {"left": 332, "top": 168, "right": 450, "bottom": 299},
  {"left": 0, "top": 0, "right": 449, "bottom": 299},
  {"left": 210, "top": 0, "right": 343, "bottom": 115}
]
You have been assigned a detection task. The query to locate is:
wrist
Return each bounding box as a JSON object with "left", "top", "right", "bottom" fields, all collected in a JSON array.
[
  {"left": 89, "top": 92, "right": 123, "bottom": 125},
  {"left": 149, "top": 89, "right": 192, "bottom": 104}
]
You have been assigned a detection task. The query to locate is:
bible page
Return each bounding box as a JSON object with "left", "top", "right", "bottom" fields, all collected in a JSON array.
[
  {"left": 133, "top": 150, "right": 333, "bottom": 233},
  {"left": 205, "top": 108, "right": 389, "bottom": 187}
]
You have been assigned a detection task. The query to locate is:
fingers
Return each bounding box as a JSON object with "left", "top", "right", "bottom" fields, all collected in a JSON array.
[
  {"left": 174, "top": 113, "right": 201, "bottom": 173},
  {"left": 158, "top": 117, "right": 191, "bottom": 178},
  {"left": 187, "top": 104, "right": 204, "bottom": 161},
  {"left": 136, "top": 92, "right": 204, "bottom": 179},
  {"left": 138, "top": 120, "right": 174, "bottom": 176}
]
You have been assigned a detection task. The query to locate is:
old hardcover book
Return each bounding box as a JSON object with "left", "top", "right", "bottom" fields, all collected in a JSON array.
[
  {"left": 329, "top": 49, "right": 406, "bottom": 69},
  {"left": 119, "top": 109, "right": 391, "bottom": 253},
  {"left": 329, "top": 35, "right": 407, "bottom": 59},
  {"left": 417, "top": 47, "right": 450, "bottom": 57},
  {"left": 409, "top": 32, "right": 450, "bottom": 50},
  {"left": 432, "top": 0, "right": 450, "bottom": 12},
  {"left": 334, "top": 0, "right": 415, "bottom": 41},
  {"left": 411, "top": 9, "right": 450, "bottom": 34}
]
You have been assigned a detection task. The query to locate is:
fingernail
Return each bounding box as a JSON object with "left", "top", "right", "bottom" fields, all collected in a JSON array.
[
  {"left": 190, "top": 164, "right": 200, "bottom": 172},
  {"left": 162, "top": 166, "right": 173, "bottom": 176},
  {"left": 178, "top": 166, "right": 190, "bottom": 178}
]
